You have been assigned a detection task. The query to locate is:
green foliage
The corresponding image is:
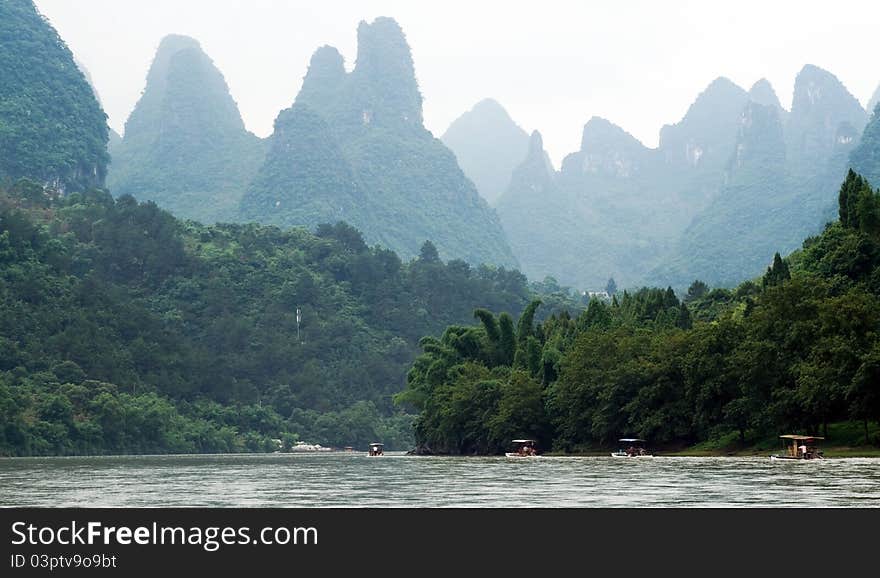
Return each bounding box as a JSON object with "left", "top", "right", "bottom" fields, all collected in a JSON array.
[
  {"left": 239, "top": 18, "right": 516, "bottom": 268},
  {"left": 851, "top": 105, "right": 880, "bottom": 189},
  {"left": 398, "top": 299, "right": 568, "bottom": 453},
  {"left": 107, "top": 35, "right": 265, "bottom": 223},
  {"left": 761, "top": 253, "right": 790, "bottom": 289},
  {"left": 0, "top": 0, "right": 109, "bottom": 192},
  {"left": 605, "top": 277, "right": 617, "bottom": 295},
  {"left": 0, "top": 184, "right": 578, "bottom": 455},
  {"left": 685, "top": 280, "right": 709, "bottom": 302},
  {"left": 404, "top": 172, "right": 880, "bottom": 454}
]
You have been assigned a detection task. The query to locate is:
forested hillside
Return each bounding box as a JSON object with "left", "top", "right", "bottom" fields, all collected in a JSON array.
[
  {"left": 399, "top": 171, "right": 880, "bottom": 454},
  {"left": 239, "top": 18, "right": 517, "bottom": 268},
  {"left": 851, "top": 105, "right": 880, "bottom": 188},
  {"left": 106, "top": 35, "right": 265, "bottom": 223},
  {"left": 0, "top": 180, "right": 577, "bottom": 455},
  {"left": 0, "top": 0, "right": 109, "bottom": 192}
]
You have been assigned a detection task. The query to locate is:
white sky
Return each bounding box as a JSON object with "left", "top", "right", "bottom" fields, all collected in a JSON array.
[{"left": 34, "top": 0, "right": 880, "bottom": 167}]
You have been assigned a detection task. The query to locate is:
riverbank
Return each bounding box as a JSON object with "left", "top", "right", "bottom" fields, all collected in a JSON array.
[
  {"left": 668, "top": 446, "right": 880, "bottom": 458},
  {"left": 546, "top": 421, "right": 880, "bottom": 457},
  {"left": 674, "top": 421, "right": 880, "bottom": 457},
  {"left": 544, "top": 445, "right": 880, "bottom": 458}
]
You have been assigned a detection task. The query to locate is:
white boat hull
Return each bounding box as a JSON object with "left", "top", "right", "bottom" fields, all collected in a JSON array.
[
  {"left": 770, "top": 455, "right": 822, "bottom": 461},
  {"left": 611, "top": 452, "right": 654, "bottom": 458},
  {"left": 505, "top": 453, "right": 541, "bottom": 458}
]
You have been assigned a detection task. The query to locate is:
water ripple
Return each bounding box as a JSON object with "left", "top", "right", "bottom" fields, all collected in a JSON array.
[{"left": 0, "top": 454, "right": 878, "bottom": 507}]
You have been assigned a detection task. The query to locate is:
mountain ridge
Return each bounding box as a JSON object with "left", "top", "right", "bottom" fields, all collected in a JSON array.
[
  {"left": 107, "top": 34, "right": 265, "bottom": 223},
  {"left": 0, "top": 0, "right": 109, "bottom": 192},
  {"left": 239, "top": 18, "right": 517, "bottom": 267}
]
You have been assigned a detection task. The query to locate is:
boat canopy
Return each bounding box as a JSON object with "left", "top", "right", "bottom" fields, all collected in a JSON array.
[
  {"left": 511, "top": 439, "right": 536, "bottom": 443},
  {"left": 619, "top": 438, "right": 646, "bottom": 442},
  {"left": 779, "top": 435, "right": 824, "bottom": 440},
  {"left": 369, "top": 442, "right": 384, "bottom": 447}
]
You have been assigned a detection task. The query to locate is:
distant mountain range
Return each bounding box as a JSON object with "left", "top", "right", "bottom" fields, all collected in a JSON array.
[
  {"left": 5, "top": 0, "right": 880, "bottom": 290},
  {"left": 649, "top": 65, "right": 867, "bottom": 288},
  {"left": 238, "top": 19, "right": 516, "bottom": 266},
  {"left": 104, "top": 20, "right": 516, "bottom": 268},
  {"left": 441, "top": 99, "right": 531, "bottom": 205},
  {"left": 449, "top": 67, "right": 875, "bottom": 289}
]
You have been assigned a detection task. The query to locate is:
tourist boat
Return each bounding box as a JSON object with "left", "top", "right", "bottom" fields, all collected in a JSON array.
[
  {"left": 611, "top": 438, "right": 653, "bottom": 458},
  {"left": 505, "top": 439, "right": 540, "bottom": 457},
  {"left": 770, "top": 435, "right": 825, "bottom": 461},
  {"left": 368, "top": 442, "right": 384, "bottom": 456}
]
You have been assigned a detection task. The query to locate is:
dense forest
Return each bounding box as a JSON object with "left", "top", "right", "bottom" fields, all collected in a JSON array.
[
  {"left": 398, "top": 171, "right": 880, "bottom": 454},
  {"left": 3, "top": 0, "right": 879, "bottom": 461},
  {"left": 0, "top": 179, "right": 580, "bottom": 456},
  {"left": 0, "top": 0, "right": 109, "bottom": 192}
]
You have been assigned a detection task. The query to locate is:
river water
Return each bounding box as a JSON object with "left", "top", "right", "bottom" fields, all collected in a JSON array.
[{"left": 1, "top": 453, "right": 878, "bottom": 507}]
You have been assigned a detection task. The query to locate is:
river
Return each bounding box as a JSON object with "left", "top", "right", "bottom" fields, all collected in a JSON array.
[{"left": 1, "top": 453, "right": 878, "bottom": 507}]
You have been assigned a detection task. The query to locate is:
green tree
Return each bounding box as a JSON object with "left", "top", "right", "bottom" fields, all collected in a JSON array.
[
  {"left": 685, "top": 280, "right": 709, "bottom": 302},
  {"left": 762, "top": 253, "right": 790, "bottom": 289},
  {"left": 605, "top": 277, "right": 617, "bottom": 295}
]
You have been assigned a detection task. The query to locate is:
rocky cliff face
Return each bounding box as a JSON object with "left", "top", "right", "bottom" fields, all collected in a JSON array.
[
  {"left": 659, "top": 77, "right": 750, "bottom": 173},
  {"left": 441, "top": 98, "right": 531, "bottom": 205},
  {"left": 785, "top": 64, "right": 867, "bottom": 170},
  {"left": 649, "top": 66, "right": 868, "bottom": 288},
  {"left": 107, "top": 34, "right": 265, "bottom": 223},
  {"left": 240, "top": 18, "right": 517, "bottom": 267},
  {"left": 563, "top": 116, "right": 657, "bottom": 180},
  {"left": 658, "top": 102, "right": 789, "bottom": 287}
]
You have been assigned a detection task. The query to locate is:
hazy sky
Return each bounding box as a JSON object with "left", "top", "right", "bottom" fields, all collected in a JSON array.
[{"left": 34, "top": 0, "right": 880, "bottom": 167}]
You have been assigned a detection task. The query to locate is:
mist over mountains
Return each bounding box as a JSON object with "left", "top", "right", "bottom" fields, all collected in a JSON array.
[
  {"left": 869, "top": 84, "right": 880, "bottom": 116},
  {"left": 238, "top": 18, "right": 516, "bottom": 267},
  {"left": 440, "top": 99, "right": 531, "bottom": 205},
  {"left": 450, "top": 67, "right": 874, "bottom": 289},
  {"left": 5, "top": 0, "right": 879, "bottom": 292},
  {"left": 106, "top": 35, "right": 266, "bottom": 223},
  {"left": 4, "top": 0, "right": 880, "bottom": 458},
  {"left": 102, "top": 19, "right": 516, "bottom": 267}
]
